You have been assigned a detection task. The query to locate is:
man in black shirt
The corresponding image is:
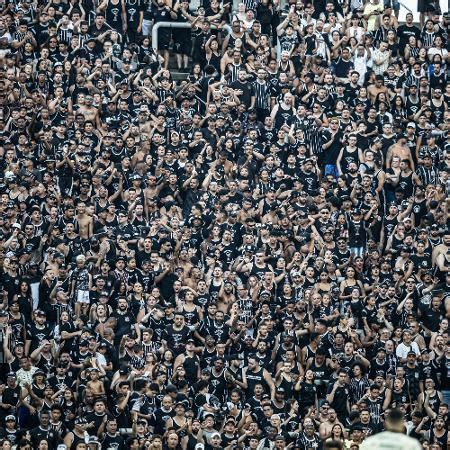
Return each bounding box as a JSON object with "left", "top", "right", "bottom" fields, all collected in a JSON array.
[
  {"left": 86, "top": 398, "right": 109, "bottom": 433},
  {"left": 101, "top": 418, "right": 126, "bottom": 449},
  {"left": 321, "top": 118, "right": 343, "bottom": 177},
  {"left": 112, "top": 297, "right": 139, "bottom": 345},
  {"left": 161, "top": 313, "right": 191, "bottom": 356},
  {"left": 29, "top": 410, "right": 59, "bottom": 448},
  {"left": 25, "top": 310, "right": 54, "bottom": 355},
  {"left": 150, "top": 395, "right": 174, "bottom": 435},
  {"left": 334, "top": 47, "right": 354, "bottom": 81},
  {"left": 397, "top": 12, "right": 421, "bottom": 48},
  {"left": 230, "top": 70, "right": 256, "bottom": 109},
  {"left": 326, "top": 370, "right": 350, "bottom": 421}
]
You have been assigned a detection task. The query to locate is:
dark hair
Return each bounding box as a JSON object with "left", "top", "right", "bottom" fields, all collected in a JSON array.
[
  {"left": 324, "top": 440, "right": 343, "bottom": 450},
  {"left": 386, "top": 408, "right": 404, "bottom": 423}
]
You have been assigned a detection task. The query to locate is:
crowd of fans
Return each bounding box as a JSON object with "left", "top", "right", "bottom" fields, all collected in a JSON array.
[{"left": 0, "top": 0, "right": 449, "bottom": 448}]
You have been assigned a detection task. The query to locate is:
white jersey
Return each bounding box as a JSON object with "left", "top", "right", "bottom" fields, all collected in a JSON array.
[
  {"left": 359, "top": 431, "right": 422, "bottom": 450},
  {"left": 353, "top": 51, "right": 369, "bottom": 85}
]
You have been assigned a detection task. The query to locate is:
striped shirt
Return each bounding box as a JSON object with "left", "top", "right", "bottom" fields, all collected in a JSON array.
[
  {"left": 57, "top": 26, "right": 74, "bottom": 45},
  {"left": 300, "top": 117, "right": 322, "bottom": 157},
  {"left": 408, "top": 46, "right": 420, "bottom": 59},
  {"left": 372, "top": 48, "right": 390, "bottom": 75},
  {"left": 142, "top": 341, "right": 158, "bottom": 358},
  {"left": 12, "top": 31, "right": 31, "bottom": 52},
  {"left": 373, "top": 26, "right": 391, "bottom": 46},
  {"left": 403, "top": 72, "right": 421, "bottom": 88},
  {"left": 421, "top": 30, "right": 436, "bottom": 49},
  {"left": 416, "top": 165, "right": 439, "bottom": 186},
  {"left": 367, "top": 395, "right": 384, "bottom": 423},
  {"left": 79, "top": 33, "right": 92, "bottom": 48},
  {"left": 236, "top": 297, "right": 253, "bottom": 324},
  {"left": 228, "top": 63, "right": 244, "bottom": 83},
  {"left": 349, "top": 375, "right": 370, "bottom": 403},
  {"left": 130, "top": 354, "right": 146, "bottom": 370},
  {"left": 243, "top": 0, "right": 257, "bottom": 10},
  {"left": 296, "top": 432, "right": 321, "bottom": 449},
  {"left": 155, "top": 88, "right": 174, "bottom": 103},
  {"left": 252, "top": 80, "right": 271, "bottom": 110}
]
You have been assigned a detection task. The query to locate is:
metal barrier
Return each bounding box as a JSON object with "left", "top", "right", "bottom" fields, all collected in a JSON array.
[{"left": 152, "top": 22, "right": 231, "bottom": 51}]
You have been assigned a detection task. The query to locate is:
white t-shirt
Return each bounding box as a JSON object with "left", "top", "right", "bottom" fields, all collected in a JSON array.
[
  {"left": 360, "top": 430, "right": 422, "bottom": 450},
  {"left": 428, "top": 47, "right": 448, "bottom": 60},
  {"left": 395, "top": 341, "right": 420, "bottom": 360}
]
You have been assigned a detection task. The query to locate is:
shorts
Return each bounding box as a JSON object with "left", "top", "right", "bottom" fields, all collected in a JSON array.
[
  {"left": 173, "top": 39, "right": 192, "bottom": 55},
  {"left": 157, "top": 30, "right": 171, "bottom": 50},
  {"left": 384, "top": 0, "right": 400, "bottom": 11},
  {"left": 142, "top": 19, "right": 152, "bottom": 36},
  {"left": 417, "top": 0, "right": 437, "bottom": 12},
  {"left": 76, "top": 290, "right": 90, "bottom": 304},
  {"left": 324, "top": 164, "right": 339, "bottom": 179},
  {"left": 350, "top": 246, "right": 364, "bottom": 257}
]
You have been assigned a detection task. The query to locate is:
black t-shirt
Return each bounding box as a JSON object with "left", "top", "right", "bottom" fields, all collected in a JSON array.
[
  {"left": 112, "top": 310, "right": 136, "bottom": 338},
  {"left": 326, "top": 383, "right": 349, "bottom": 416},
  {"left": 102, "top": 432, "right": 126, "bottom": 450},
  {"left": 321, "top": 129, "right": 343, "bottom": 165},
  {"left": 296, "top": 381, "right": 317, "bottom": 407},
  {"left": 334, "top": 57, "right": 354, "bottom": 79},
  {"left": 229, "top": 80, "right": 254, "bottom": 108},
  {"left": 26, "top": 323, "right": 54, "bottom": 353},
  {"left": 86, "top": 411, "right": 108, "bottom": 432},
  {"left": 161, "top": 324, "right": 191, "bottom": 354},
  {"left": 419, "top": 306, "right": 441, "bottom": 332},
  {"left": 2, "top": 273, "right": 21, "bottom": 302},
  {"left": 151, "top": 407, "right": 175, "bottom": 435},
  {"left": 397, "top": 23, "right": 421, "bottom": 48},
  {"left": 29, "top": 426, "right": 58, "bottom": 449}
]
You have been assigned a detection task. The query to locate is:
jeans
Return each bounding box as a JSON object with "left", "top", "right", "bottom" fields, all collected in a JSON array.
[{"left": 324, "top": 164, "right": 339, "bottom": 179}]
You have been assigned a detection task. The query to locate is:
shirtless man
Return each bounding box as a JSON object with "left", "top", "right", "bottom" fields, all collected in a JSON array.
[
  {"left": 432, "top": 233, "right": 449, "bottom": 262},
  {"left": 75, "top": 201, "right": 93, "bottom": 240},
  {"left": 432, "top": 233, "right": 449, "bottom": 282},
  {"left": 368, "top": 75, "right": 389, "bottom": 103},
  {"left": 319, "top": 408, "right": 345, "bottom": 439},
  {"left": 86, "top": 368, "right": 105, "bottom": 398},
  {"left": 386, "top": 137, "right": 415, "bottom": 169},
  {"left": 131, "top": 140, "right": 151, "bottom": 170},
  {"left": 78, "top": 95, "right": 101, "bottom": 128},
  {"left": 144, "top": 174, "right": 164, "bottom": 217}
]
